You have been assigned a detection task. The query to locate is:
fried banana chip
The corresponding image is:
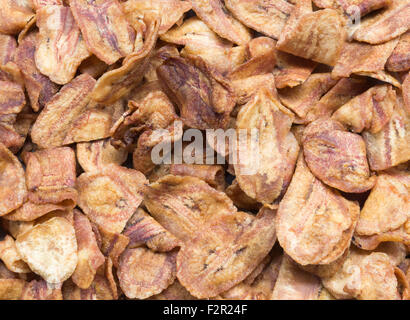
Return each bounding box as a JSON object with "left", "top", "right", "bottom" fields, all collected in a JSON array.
[
  {"left": 234, "top": 87, "right": 299, "bottom": 203},
  {"left": 278, "top": 73, "right": 338, "bottom": 119},
  {"left": 404, "top": 72, "right": 410, "bottom": 113},
  {"left": 72, "top": 210, "right": 105, "bottom": 289},
  {"left": 16, "top": 217, "right": 78, "bottom": 283},
  {"left": 144, "top": 176, "right": 277, "bottom": 297},
  {"left": 303, "top": 77, "right": 371, "bottom": 123},
  {"left": 144, "top": 45, "right": 180, "bottom": 82},
  {"left": 31, "top": 73, "right": 96, "bottom": 148},
  {"left": 157, "top": 56, "right": 235, "bottom": 130},
  {"left": 0, "top": 279, "right": 26, "bottom": 300},
  {"left": 355, "top": 169, "right": 409, "bottom": 237},
  {"left": 98, "top": 227, "right": 130, "bottom": 267},
  {"left": 76, "top": 139, "right": 127, "bottom": 172},
  {"left": 315, "top": 0, "right": 391, "bottom": 16},
  {"left": 332, "top": 84, "right": 396, "bottom": 134},
  {"left": 332, "top": 38, "right": 399, "bottom": 78},
  {"left": 35, "top": 5, "right": 91, "bottom": 85},
  {"left": 386, "top": 31, "right": 410, "bottom": 72},
  {"left": 277, "top": 0, "right": 345, "bottom": 66},
  {"left": 32, "top": 0, "right": 63, "bottom": 10},
  {"left": 15, "top": 31, "right": 60, "bottom": 112},
  {"left": 21, "top": 280, "right": 62, "bottom": 300},
  {"left": 0, "top": 235, "right": 30, "bottom": 273},
  {"left": 363, "top": 99, "right": 410, "bottom": 171},
  {"left": 276, "top": 155, "right": 360, "bottom": 266},
  {"left": 77, "top": 164, "right": 147, "bottom": 234},
  {"left": 354, "top": 225, "right": 410, "bottom": 250},
  {"left": 78, "top": 55, "right": 109, "bottom": 79},
  {"left": 124, "top": 208, "right": 180, "bottom": 252},
  {"left": 353, "top": 0, "right": 410, "bottom": 44},
  {"left": 69, "top": 0, "right": 135, "bottom": 65},
  {"left": 322, "top": 247, "right": 402, "bottom": 299},
  {"left": 90, "top": 17, "right": 159, "bottom": 104},
  {"left": 0, "top": 0, "right": 34, "bottom": 35},
  {"left": 122, "top": 0, "right": 191, "bottom": 35},
  {"left": 118, "top": 247, "right": 177, "bottom": 299},
  {"left": 225, "top": 0, "right": 293, "bottom": 39},
  {"left": 271, "top": 255, "right": 321, "bottom": 300},
  {"left": 225, "top": 179, "right": 262, "bottom": 212},
  {"left": 0, "top": 143, "right": 27, "bottom": 216},
  {"left": 161, "top": 17, "right": 246, "bottom": 75},
  {"left": 0, "top": 33, "right": 17, "bottom": 65},
  {"left": 302, "top": 119, "right": 376, "bottom": 193},
  {"left": 190, "top": 0, "right": 252, "bottom": 45},
  {"left": 25, "top": 147, "right": 77, "bottom": 209},
  {"left": 0, "top": 80, "right": 25, "bottom": 116}
]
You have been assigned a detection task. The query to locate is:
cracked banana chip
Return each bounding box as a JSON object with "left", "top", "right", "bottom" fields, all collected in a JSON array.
[
  {"left": 0, "top": 0, "right": 34, "bottom": 35},
  {"left": 386, "top": 31, "right": 410, "bottom": 72},
  {"left": 77, "top": 164, "right": 147, "bottom": 234}
]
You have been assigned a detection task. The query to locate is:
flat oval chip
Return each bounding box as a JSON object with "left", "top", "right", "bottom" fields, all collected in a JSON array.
[
  {"left": 123, "top": 208, "right": 180, "bottom": 252},
  {"left": 72, "top": 210, "right": 105, "bottom": 289},
  {"left": 332, "top": 38, "right": 399, "bottom": 79},
  {"left": 16, "top": 217, "right": 78, "bottom": 283},
  {"left": 77, "top": 164, "right": 147, "bottom": 234},
  {"left": 353, "top": 0, "right": 410, "bottom": 44},
  {"left": 69, "top": 0, "right": 135, "bottom": 65},
  {"left": 0, "top": 0, "right": 34, "bottom": 35},
  {"left": 234, "top": 87, "right": 299, "bottom": 203},
  {"left": 21, "top": 280, "right": 63, "bottom": 300},
  {"left": 190, "top": 0, "right": 252, "bottom": 45},
  {"left": 118, "top": 247, "right": 177, "bottom": 299},
  {"left": 322, "top": 247, "right": 402, "bottom": 300},
  {"left": 276, "top": 155, "right": 360, "bottom": 266},
  {"left": 0, "top": 235, "right": 30, "bottom": 273},
  {"left": 90, "top": 18, "right": 159, "bottom": 104},
  {"left": 77, "top": 139, "right": 127, "bottom": 172},
  {"left": 355, "top": 169, "right": 409, "bottom": 236},
  {"left": 386, "top": 31, "right": 410, "bottom": 72},
  {"left": 35, "top": 5, "right": 91, "bottom": 85},
  {"left": 302, "top": 119, "right": 376, "bottom": 193},
  {"left": 225, "top": 0, "right": 294, "bottom": 40},
  {"left": 31, "top": 73, "right": 96, "bottom": 148},
  {"left": 157, "top": 56, "right": 235, "bottom": 130},
  {"left": 0, "top": 142, "right": 27, "bottom": 216},
  {"left": 363, "top": 100, "right": 410, "bottom": 171},
  {"left": 122, "top": 0, "right": 192, "bottom": 35},
  {"left": 0, "top": 80, "right": 25, "bottom": 116},
  {"left": 271, "top": 255, "right": 321, "bottom": 300},
  {"left": 277, "top": 1, "right": 345, "bottom": 66},
  {"left": 15, "top": 31, "right": 60, "bottom": 112},
  {"left": 332, "top": 84, "right": 396, "bottom": 134}
]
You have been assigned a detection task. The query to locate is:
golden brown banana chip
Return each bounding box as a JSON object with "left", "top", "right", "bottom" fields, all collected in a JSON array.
[
  {"left": 77, "top": 164, "right": 147, "bottom": 234},
  {"left": 0, "top": 142, "right": 27, "bottom": 216},
  {"left": 21, "top": 280, "right": 63, "bottom": 300},
  {"left": 14, "top": 31, "right": 60, "bottom": 112},
  {"left": 169, "top": 164, "right": 225, "bottom": 191},
  {"left": 277, "top": 0, "right": 345, "bottom": 66},
  {"left": 225, "top": 0, "right": 294, "bottom": 40},
  {"left": 69, "top": 0, "right": 136, "bottom": 65},
  {"left": 35, "top": 5, "right": 91, "bottom": 85},
  {"left": 16, "top": 217, "right": 78, "bottom": 283},
  {"left": 0, "top": 0, "right": 34, "bottom": 35},
  {"left": 0, "top": 80, "right": 25, "bottom": 116},
  {"left": 0, "top": 235, "right": 30, "bottom": 273},
  {"left": 190, "top": 0, "right": 252, "bottom": 45},
  {"left": 234, "top": 87, "right": 299, "bottom": 203},
  {"left": 76, "top": 139, "right": 127, "bottom": 172},
  {"left": 302, "top": 119, "right": 376, "bottom": 193},
  {"left": 72, "top": 210, "right": 105, "bottom": 289},
  {"left": 353, "top": 0, "right": 410, "bottom": 44},
  {"left": 118, "top": 247, "right": 177, "bottom": 299},
  {"left": 276, "top": 155, "right": 359, "bottom": 265},
  {"left": 0, "top": 279, "right": 26, "bottom": 299},
  {"left": 32, "top": 0, "right": 63, "bottom": 10},
  {"left": 386, "top": 31, "right": 410, "bottom": 72}
]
